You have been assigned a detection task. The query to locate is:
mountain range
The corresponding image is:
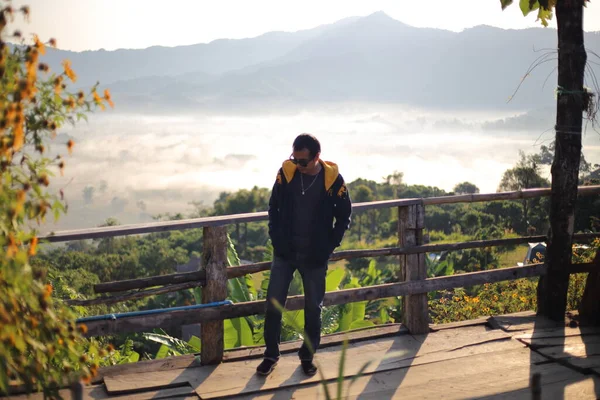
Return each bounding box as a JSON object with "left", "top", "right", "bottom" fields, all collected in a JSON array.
[{"left": 38, "top": 11, "right": 600, "bottom": 113}]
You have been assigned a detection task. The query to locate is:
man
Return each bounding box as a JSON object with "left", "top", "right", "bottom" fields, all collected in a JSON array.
[{"left": 256, "top": 133, "right": 352, "bottom": 377}]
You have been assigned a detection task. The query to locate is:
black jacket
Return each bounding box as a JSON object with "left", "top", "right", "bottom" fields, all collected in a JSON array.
[{"left": 268, "top": 159, "right": 352, "bottom": 263}]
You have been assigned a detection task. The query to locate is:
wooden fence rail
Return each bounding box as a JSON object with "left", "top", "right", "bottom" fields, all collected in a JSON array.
[
  {"left": 81, "top": 261, "right": 595, "bottom": 337},
  {"left": 72, "top": 233, "right": 600, "bottom": 308},
  {"left": 43, "top": 185, "right": 600, "bottom": 243},
  {"left": 64, "top": 185, "right": 600, "bottom": 364}
]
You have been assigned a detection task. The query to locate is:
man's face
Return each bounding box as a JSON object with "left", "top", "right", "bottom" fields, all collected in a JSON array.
[{"left": 292, "top": 148, "right": 319, "bottom": 173}]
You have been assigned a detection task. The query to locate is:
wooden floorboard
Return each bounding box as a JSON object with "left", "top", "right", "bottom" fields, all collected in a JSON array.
[
  {"left": 232, "top": 351, "right": 589, "bottom": 400},
  {"left": 103, "top": 327, "right": 514, "bottom": 395},
  {"left": 8, "top": 312, "right": 599, "bottom": 399},
  {"left": 189, "top": 330, "right": 520, "bottom": 399},
  {"left": 428, "top": 315, "right": 490, "bottom": 331}
]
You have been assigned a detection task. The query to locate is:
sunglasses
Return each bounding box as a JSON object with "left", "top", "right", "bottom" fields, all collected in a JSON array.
[{"left": 289, "top": 154, "right": 314, "bottom": 167}]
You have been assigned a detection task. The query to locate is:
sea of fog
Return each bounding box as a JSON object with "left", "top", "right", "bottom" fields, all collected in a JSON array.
[{"left": 43, "top": 103, "right": 600, "bottom": 232}]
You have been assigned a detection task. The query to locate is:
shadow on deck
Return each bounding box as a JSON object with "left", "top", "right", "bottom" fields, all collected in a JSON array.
[{"left": 9, "top": 311, "right": 600, "bottom": 399}]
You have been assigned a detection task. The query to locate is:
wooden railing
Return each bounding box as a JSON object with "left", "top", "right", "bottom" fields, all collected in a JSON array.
[{"left": 47, "top": 185, "right": 600, "bottom": 366}]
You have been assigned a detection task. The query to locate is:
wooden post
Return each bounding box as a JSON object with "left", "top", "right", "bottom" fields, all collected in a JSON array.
[
  {"left": 398, "top": 204, "right": 428, "bottom": 334},
  {"left": 537, "top": 0, "right": 586, "bottom": 321},
  {"left": 70, "top": 381, "right": 84, "bottom": 400},
  {"left": 200, "top": 226, "right": 228, "bottom": 365},
  {"left": 579, "top": 250, "right": 600, "bottom": 325},
  {"left": 530, "top": 372, "right": 541, "bottom": 400}
]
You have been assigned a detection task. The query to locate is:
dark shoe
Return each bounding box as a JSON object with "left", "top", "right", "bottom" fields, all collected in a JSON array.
[
  {"left": 256, "top": 358, "right": 277, "bottom": 376},
  {"left": 301, "top": 360, "right": 317, "bottom": 377}
]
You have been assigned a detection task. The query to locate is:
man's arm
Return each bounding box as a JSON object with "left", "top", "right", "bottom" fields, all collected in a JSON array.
[
  {"left": 268, "top": 169, "right": 282, "bottom": 250},
  {"left": 331, "top": 175, "right": 352, "bottom": 252}
]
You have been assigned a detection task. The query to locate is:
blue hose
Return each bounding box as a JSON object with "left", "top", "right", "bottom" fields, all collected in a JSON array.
[{"left": 76, "top": 300, "right": 234, "bottom": 323}]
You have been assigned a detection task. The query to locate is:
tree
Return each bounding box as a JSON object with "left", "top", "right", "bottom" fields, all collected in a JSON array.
[
  {"left": 539, "top": 141, "right": 592, "bottom": 180},
  {"left": 0, "top": 3, "right": 113, "bottom": 396},
  {"left": 453, "top": 182, "right": 480, "bottom": 195},
  {"left": 501, "top": 0, "right": 590, "bottom": 320},
  {"left": 498, "top": 151, "right": 550, "bottom": 233},
  {"left": 82, "top": 185, "right": 95, "bottom": 204},
  {"left": 382, "top": 171, "right": 404, "bottom": 198},
  {"left": 212, "top": 186, "right": 270, "bottom": 256},
  {"left": 352, "top": 185, "right": 374, "bottom": 242}
]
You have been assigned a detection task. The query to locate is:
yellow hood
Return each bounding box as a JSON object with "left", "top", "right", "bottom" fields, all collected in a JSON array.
[{"left": 282, "top": 159, "right": 339, "bottom": 190}]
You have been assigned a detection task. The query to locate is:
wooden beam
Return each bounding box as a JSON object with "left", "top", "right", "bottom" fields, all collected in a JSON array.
[
  {"left": 66, "top": 280, "right": 204, "bottom": 306},
  {"left": 579, "top": 251, "right": 600, "bottom": 325},
  {"left": 82, "top": 263, "right": 547, "bottom": 337},
  {"left": 40, "top": 186, "right": 600, "bottom": 243},
  {"left": 200, "top": 226, "right": 228, "bottom": 365},
  {"left": 93, "top": 261, "right": 272, "bottom": 294},
  {"left": 94, "top": 269, "right": 205, "bottom": 294}
]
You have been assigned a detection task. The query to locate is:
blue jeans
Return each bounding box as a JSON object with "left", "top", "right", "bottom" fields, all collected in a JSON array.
[{"left": 263, "top": 255, "right": 327, "bottom": 361}]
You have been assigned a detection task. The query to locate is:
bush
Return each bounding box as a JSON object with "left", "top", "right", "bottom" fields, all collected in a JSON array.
[{"left": 0, "top": 4, "right": 112, "bottom": 397}]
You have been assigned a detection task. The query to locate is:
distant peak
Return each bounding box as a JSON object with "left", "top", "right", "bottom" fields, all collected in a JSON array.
[
  {"left": 368, "top": 10, "right": 390, "bottom": 17},
  {"left": 360, "top": 11, "right": 408, "bottom": 26}
]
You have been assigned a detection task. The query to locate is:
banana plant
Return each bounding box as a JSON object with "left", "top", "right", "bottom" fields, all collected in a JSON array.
[
  {"left": 426, "top": 254, "right": 454, "bottom": 278},
  {"left": 143, "top": 328, "right": 200, "bottom": 359},
  {"left": 224, "top": 234, "right": 258, "bottom": 348}
]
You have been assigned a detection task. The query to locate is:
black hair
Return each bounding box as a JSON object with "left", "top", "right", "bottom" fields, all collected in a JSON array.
[{"left": 293, "top": 133, "right": 321, "bottom": 159}]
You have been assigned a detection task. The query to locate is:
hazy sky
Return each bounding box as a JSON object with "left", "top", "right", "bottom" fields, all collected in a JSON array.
[{"left": 10, "top": 0, "right": 600, "bottom": 52}]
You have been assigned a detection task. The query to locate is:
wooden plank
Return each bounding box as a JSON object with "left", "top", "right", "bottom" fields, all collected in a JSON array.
[
  {"left": 68, "top": 280, "right": 205, "bottom": 306},
  {"left": 94, "top": 267, "right": 204, "bottom": 294},
  {"left": 488, "top": 311, "right": 564, "bottom": 332},
  {"left": 83, "top": 265, "right": 547, "bottom": 337},
  {"left": 104, "top": 370, "right": 193, "bottom": 394},
  {"left": 519, "top": 334, "right": 600, "bottom": 348},
  {"left": 39, "top": 186, "right": 600, "bottom": 243},
  {"left": 200, "top": 226, "right": 228, "bottom": 365},
  {"left": 429, "top": 315, "right": 490, "bottom": 331},
  {"left": 104, "top": 328, "right": 516, "bottom": 395},
  {"left": 93, "top": 261, "right": 271, "bottom": 295},
  {"left": 41, "top": 211, "right": 269, "bottom": 243},
  {"left": 97, "top": 385, "right": 197, "bottom": 400}
]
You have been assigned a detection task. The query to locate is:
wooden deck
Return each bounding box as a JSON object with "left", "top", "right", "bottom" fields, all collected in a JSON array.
[{"left": 7, "top": 312, "right": 600, "bottom": 399}]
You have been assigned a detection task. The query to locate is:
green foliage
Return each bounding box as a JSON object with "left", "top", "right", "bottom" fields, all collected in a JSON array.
[
  {"left": 430, "top": 240, "right": 599, "bottom": 323},
  {"left": 501, "top": 0, "right": 556, "bottom": 27},
  {"left": 453, "top": 181, "right": 480, "bottom": 195}
]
